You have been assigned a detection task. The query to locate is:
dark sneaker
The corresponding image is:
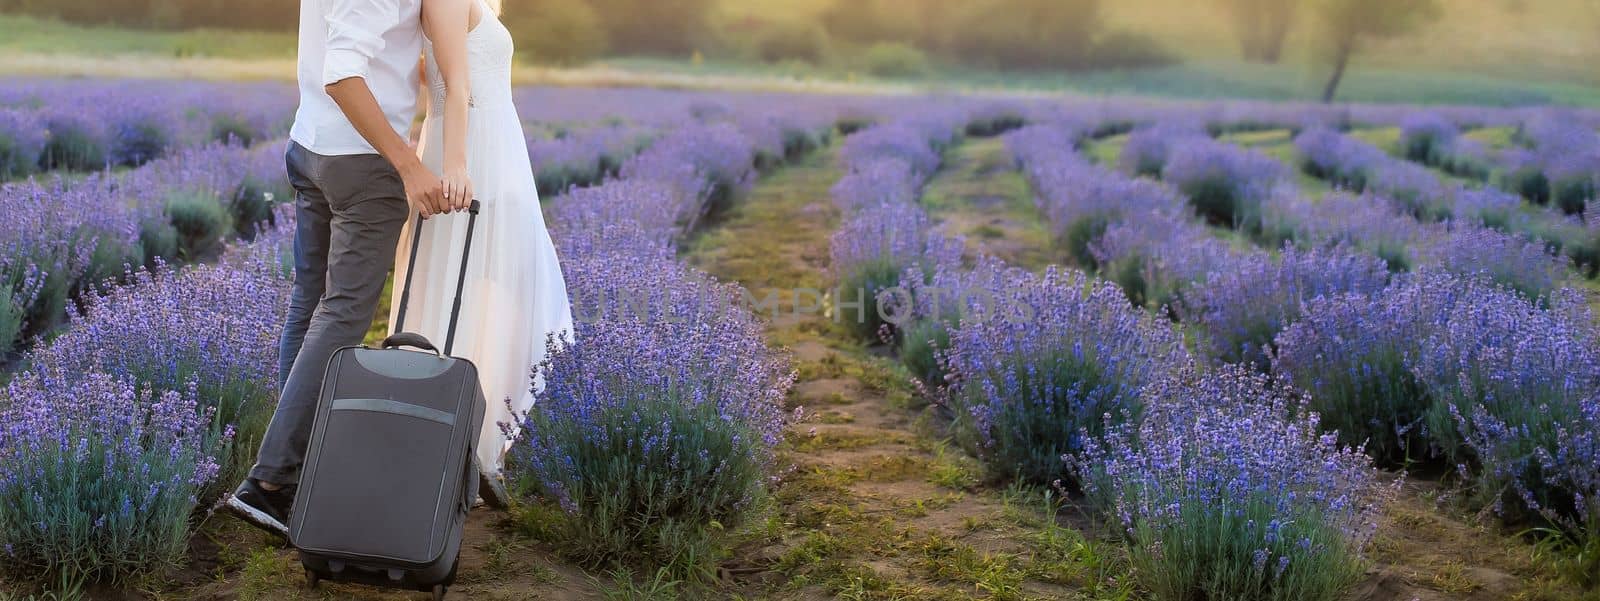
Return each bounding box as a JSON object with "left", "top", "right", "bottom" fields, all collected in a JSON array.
[
  {"left": 478, "top": 471, "right": 511, "bottom": 510},
  {"left": 225, "top": 479, "right": 294, "bottom": 539}
]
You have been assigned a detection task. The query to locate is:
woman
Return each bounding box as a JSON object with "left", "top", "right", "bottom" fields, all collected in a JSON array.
[{"left": 391, "top": 0, "right": 573, "bottom": 507}]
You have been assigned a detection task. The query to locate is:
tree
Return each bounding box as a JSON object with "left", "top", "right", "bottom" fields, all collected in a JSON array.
[
  {"left": 502, "top": 0, "right": 608, "bottom": 65},
  {"left": 1316, "top": 0, "right": 1439, "bottom": 102},
  {"left": 584, "top": 0, "right": 715, "bottom": 56},
  {"left": 1224, "top": 0, "right": 1296, "bottom": 62}
]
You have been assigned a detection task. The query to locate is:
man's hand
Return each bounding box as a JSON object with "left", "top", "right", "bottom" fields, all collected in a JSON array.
[
  {"left": 324, "top": 77, "right": 442, "bottom": 217},
  {"left": 399, "top": 160, "right": 446, "bottom": 218}
]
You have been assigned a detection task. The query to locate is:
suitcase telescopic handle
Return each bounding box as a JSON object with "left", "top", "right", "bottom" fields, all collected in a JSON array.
[{"left": 391, "top": 199, "right": 481, "bottom": 357}]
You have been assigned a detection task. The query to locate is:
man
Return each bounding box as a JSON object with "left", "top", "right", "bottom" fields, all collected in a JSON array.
[{"left": 225, "top": 0, "right": 455, "bottom": 537}]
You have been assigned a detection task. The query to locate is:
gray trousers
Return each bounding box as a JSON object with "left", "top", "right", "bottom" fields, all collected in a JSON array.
[{"left": 250, "top": 142, "right": 409, "bottom": 485}]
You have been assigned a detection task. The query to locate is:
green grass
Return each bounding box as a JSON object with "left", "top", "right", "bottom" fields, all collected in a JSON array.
[
  {"left": 0, "top": 15, "right": 293, "bottom": 59},
  {"left": 1084, "top": 134, "right": 1126, "bottom": 167}
]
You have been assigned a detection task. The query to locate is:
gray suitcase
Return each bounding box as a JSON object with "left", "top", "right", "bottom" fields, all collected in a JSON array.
[{"left": 291, "top": 201, "right": 485, "bottom": 600}]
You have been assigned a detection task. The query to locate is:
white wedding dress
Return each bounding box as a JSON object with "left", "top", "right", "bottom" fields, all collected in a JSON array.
[{"left": 390, "top": 1, "right": 573, "bottom": 478}]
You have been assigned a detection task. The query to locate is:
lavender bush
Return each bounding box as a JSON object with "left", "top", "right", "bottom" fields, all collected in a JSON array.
[
  {"left": 947, "top": 267, "right": 1187, "bottom": 484},
  {"left": 1366, "top": 161, "right": 1450, "bottom": 221},
  {"left": 1161, "top": 137, "right": 1286, "bottom": 231},
  {"left": 0, "top": 176, "right": 143, "bottom": 353},
  {"left": 1073, "top": 365, "right": 1394, "bottom": 601},
  {"left": 515, "top": 112, "right": 798, "bottom": 575},
  {"left": 36, "top": 106, "right": 109, "bottom": 172},
  {"left": 621, "top": 122, "right": 756, "bottom": 228},
  {"left": 1008, "top": 124, "right": 1185, "bottom": 268},
  {"left": 1118, "top": 122, "right": 1205, "bottom": 177},
  {"left": 1398, "top": 113, "right": 1459, "bottom": 164},
  {"left": 896, "top": 257, "right": 1020, "bottom": 386},
  {"left": 1450, "top": 186, "right": 1523, "bottom": 231},
  {"left": 1182, "top": 245, "right": 1390, "bottom": 367},
  {"left": 1293, "top": 126, "right": 1386, "bottom": 191},
  {"left": 1273, "top": 287, "right": 1438, "bottom": 463},
  {"left": 0, "top": 108, "right": 46, "bottom": 179},
  {"left": 515, "top": 250, "right": 791, "bottom": 572},
  {"left": 1396, "top": 114, "right": 1492, "bottom": 181},
  {"left": 1407, "top": 273, "right": 1600, "bottom": 465},
  {"left": 0, "top": 371, "right": 228, "bottom": 586},
  {"left": 1423, "top": 226, "right": 1568, "bottom": 300},
  {"left": 1092, "top": 209, "right": 1240, "bottom": 310},
  {"left": 19, "top": 221, "right": 291, "bottom": 498},
  {"left": 1260, "top": 191, "right": 1435, "bottom": 271},
  {"left": 828, "top": 202, "right": 963, "bottom": 340}
]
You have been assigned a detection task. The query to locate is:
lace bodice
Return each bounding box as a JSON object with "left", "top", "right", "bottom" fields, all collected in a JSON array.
[{"left": 422, "top": 0, "right": 515, "bottom": 111}]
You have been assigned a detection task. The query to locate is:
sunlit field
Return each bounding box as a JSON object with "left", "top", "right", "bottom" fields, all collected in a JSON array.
[{"left": 2, "top": 0, "right": 1599, "bottom": 600}]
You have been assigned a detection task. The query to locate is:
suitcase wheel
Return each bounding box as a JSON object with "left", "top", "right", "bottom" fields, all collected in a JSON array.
[
  {"left": 304, "top": 568, "right": 321, "bottom": 589},
  {"left": 432, "top": 583, "right": 447, "bottom": 600}
]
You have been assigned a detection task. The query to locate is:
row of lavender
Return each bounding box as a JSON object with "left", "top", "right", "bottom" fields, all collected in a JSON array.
[
  {"left": 0, "top": 99, "right": 832, "bottom": 587},
  {"left": 1395, "top": 112, "right": 1600, "bottom": 216},
  {"left": 989, "top": 117, "right": 1598, "bottom": 598},
  {"left": 0, "top": 140, "right": 290, "bottom": 358},
  {"left": 1290, "top": 124, "right": 1600, "bottom": 279},
  {"left": 1, "top": 102, "right": 689, "bottom": 361},
  {"left": 509, "top": 108, "right": 831, "bottom": 569},
  {"left": 0, "top": 80, "right": 295, "bottom": 179},
  {"left": 989, "top": 123, "right": 1390, "bottom": 600}
]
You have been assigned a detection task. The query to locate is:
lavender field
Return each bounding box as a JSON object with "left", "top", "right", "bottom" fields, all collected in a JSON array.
[{"left": 3, "top": 78, "right": 1600, "bottom": 600}]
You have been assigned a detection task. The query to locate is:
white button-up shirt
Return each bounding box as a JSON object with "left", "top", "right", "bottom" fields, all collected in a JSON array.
[{"left": 289, "top": 0, "right": 424, "bottom": 156}]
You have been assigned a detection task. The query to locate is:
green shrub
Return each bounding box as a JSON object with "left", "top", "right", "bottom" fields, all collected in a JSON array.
[
  {"left": 209, "top": 114, "right": 258, "bottom": 146},
  {"left": 942, "top": 0, "right": 1103, "bottom": 69},
  {"left": 836, "top": 256, "right": 906, "bottom": 341},
  {"left": 755, "top": 20, "right": 830, "bottom": 64},
  {"left": 38, "top": 123, "right": 105, "bottom": 172},
  {"left": 820, "top": 0, "right": 925, "bottom": 46},
  {"left": 504, "top": 0, "right": 609, "bottom": 65},
  {"left": 1087, "top": 30, "right": 1175, "bottom": 69},
  {"left": 164, "top": 192, "right": 233, "bottom": 260},
  {"left": 139, "top": 218, "right": 180, "bottom": 267},
  {"left": 898, "top": 316, "right": 952, "bottom": 386},
  {"left": 858, "top": 42, "right": 931, "bottom": 78},
  {"left": 582, "top": 0, "right": 712, "bottom": 55},
  {"left": 1500, "top": 166, "right": 1551, "bottom": 206}
]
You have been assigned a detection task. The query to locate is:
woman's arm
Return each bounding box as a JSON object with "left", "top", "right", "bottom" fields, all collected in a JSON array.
[
  {"left": 421, "top": 0, "right": 475, "bottom": 212},
  {"left": 406, "top": 56, "right": 427, "bottom": 147}
]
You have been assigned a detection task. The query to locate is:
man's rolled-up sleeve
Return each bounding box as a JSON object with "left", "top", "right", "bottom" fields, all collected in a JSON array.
[{"left": 322, "top": 0, "right": 401, "bottom": 87}]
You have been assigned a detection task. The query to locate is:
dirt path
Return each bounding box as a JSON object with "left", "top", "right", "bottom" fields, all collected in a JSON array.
[
  {"left": 685, "top": 142, "right": 1132, "bottom": 601},
  {"left": 918, "top": 137, "right": 1055, "bottom": 272}
]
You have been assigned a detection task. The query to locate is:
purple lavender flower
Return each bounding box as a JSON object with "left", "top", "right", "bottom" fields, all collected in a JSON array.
[
  {"left": 1399, "top": 112, "right": 1460, "bottom": 163},
  {"left": 947, "top": 266, "right": 1188, "bottom": 484},
  {"left": 1161, "top": 136, "right": 1287, "bottom": 230},
  {"left": 1450, "top": 186, "right": 1523, "bottom": 231},
  {"left": 1260, "top": 191, "right": 1437, "bottom": 271},
  {"left": 1072, "top": 364, "right": 1396, "bottom": 601},
  {"left": 1408, "top": 271, "right": 1600, "bottom": 464},
  {"left": 1182, "top": 245, "right": 1390, "bottom": 367},
  {"left": 1292, "top": 126, "right": 1386, "bottom": 191},
  {"left": 1007, "top": 124, "right": 1186, "bottom": 268},
  {"left": 1274, "top": 285, "right": 1441, "bottom": 462},
  {"left": 828, "top": 202, "right": 964, "bottom": 339},
  {"left": 0, "top": 108, "right": 46, "bottom": 179},
  {"left": 1, "top": 370, "right": 228, "bottom": 584},
  {"left": 1091, "top": 209, "right": 1241, "bottom": 310},
  {"left": 1118, "top": 121, "right": 1206, "bottom": 177},
  {"left": 1419, "top": 225, "right": 1568, "bottom": 300}
]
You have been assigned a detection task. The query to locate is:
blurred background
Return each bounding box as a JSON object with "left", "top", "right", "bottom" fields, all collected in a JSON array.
[{"left": 0, "top": 0, "right": 1596, "bottom": 106}]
